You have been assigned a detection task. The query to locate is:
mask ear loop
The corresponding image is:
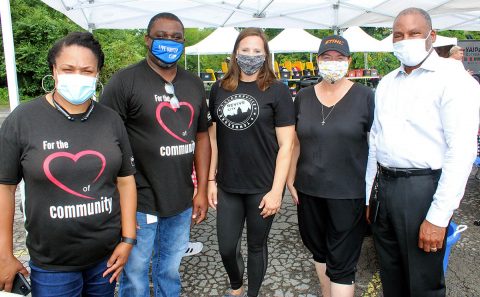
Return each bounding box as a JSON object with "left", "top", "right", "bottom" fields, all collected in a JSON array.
[{"left": 41, "top": 74, "right": 55, "bottom": 93}]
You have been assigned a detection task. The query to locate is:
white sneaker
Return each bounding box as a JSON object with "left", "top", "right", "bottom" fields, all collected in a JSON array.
[{"left": 184, "top": 242, "right": 203, "bottom": 257}]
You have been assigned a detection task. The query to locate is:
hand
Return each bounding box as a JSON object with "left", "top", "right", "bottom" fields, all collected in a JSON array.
[
  {"left": 192, "top": 191, "right": 208, "bottom": 224},
  {"left": 418, "top": 220, "right": 446, "bottom": 253},
  {"left": 366, "top": 206, "right": 371, "bottom": 224},
  {"left": 207, "top": 181, "right": 218, "bottom": 210},
  {"left": 259, "top": 190, "right": 282, "bottom": 218},
  {"left": 103, "top": 242, "right": 133, "bottom": 283},
  {"left": 286, "top": 182, "right": 299, "bottom": 205},
  {"left": 0, "top": 254, "right": 29, "bottom": 292}
]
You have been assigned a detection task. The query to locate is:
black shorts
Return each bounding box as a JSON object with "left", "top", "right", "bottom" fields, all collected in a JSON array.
[{"left": 297, "top": 191, "right": 366, "bottom": 285}]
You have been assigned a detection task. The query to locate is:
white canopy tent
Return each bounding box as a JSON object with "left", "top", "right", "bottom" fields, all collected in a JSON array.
[
  {"left": 342, "top": 26, "right": 388, "bottom": 52},
  {"left": 185, "top": 27, "right": 239, "bottom": 75},
  {"left": 269, "top": 28, "right": 321, "bottom": 53},
  {"left": 268, "top": 28, "right": 321, "bottom": 65},
  {"left": 4, "top": 0, "right": 480, "bottom": 108},
  {"left": 37, "top": 0, "right": 480, "bottom": 31}
]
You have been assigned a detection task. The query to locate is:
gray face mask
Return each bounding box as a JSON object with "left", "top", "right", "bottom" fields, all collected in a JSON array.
[{"left": 236, "top": 54, "right": 265, "bottom": 75}]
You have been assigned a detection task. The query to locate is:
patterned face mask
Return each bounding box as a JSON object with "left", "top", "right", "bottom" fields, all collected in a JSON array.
[
  {"left": 317, "top": 60, "right": 349, "bottom": 84},
  {"left": 236, "top": 54, "right": 265, "bottom": 75}
]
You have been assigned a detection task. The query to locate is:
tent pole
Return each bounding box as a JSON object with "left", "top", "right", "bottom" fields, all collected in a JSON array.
[
  {"left": 272, "top": 53, "right": 275, "bottom": 69},
  {"left": 1, "top": 0, "right": 26, "bottom": 224},
  {"left": 185, "top": 55, "right": 187, "bottom": 70},
  {"left": 197, "top": 54, "right": 200, "bottom": 76},
  {"left": 310, "top": 53, "right": 312, "bottom": 62},
  {"left": 364, "top": 52, "right": 368, "bottom": 69},
  {"left": 1, "top": 0, "right": 20, "bottom": 111}
]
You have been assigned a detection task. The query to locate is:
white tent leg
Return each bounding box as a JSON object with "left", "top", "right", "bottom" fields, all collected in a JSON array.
[
  {"left": 364, "top": 52, "right": 368, "bottom": 69},
  {"left": 1, "top": 0, "right": 26, "bottom": 225},
  {"left": 197, "top": 54, "right": 200, "bottom": 76},
  {"left": 1, "top": 0, "right": 20, "bottom": 111}
]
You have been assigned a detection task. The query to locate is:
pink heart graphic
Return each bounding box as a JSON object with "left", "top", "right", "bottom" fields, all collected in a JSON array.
[
  {"left": 43, "top": 150, "right": 106, "bottom": 200},
  {"left": 156, "top": 101, "right": 194, "bottom": 143}
]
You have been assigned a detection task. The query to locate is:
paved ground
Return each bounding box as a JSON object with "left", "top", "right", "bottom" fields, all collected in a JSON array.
[{"left": 4, "top": 104, "right": 480, "bottom": 296}]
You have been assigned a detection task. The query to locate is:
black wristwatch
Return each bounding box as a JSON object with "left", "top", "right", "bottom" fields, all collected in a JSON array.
[{"left": 121, "top": 236, "right": 137, "bottom": 245}]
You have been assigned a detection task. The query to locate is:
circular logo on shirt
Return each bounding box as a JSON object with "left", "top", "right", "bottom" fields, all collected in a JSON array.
[{"left": 217, "top": 94, "right": 259, "bottom": 130}]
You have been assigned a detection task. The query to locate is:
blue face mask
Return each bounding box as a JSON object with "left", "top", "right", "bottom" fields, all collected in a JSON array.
[{"left": 150, "top": 38, "right": 184, "bottom": 67}]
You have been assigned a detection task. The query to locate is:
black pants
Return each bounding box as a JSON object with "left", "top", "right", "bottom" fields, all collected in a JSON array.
[
  {"left": 297, "top": 192, "right": 366, "bottom": 285},
  {"left": 216, "top": 188, "right": 275, "bottom": 297},
  {"left": 372, "top": 170, "right": 447, "bottom": 297}
]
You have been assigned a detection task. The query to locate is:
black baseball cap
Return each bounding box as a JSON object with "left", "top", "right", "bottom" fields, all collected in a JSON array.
[{"left": 318, "top": 35, "right": 350, "bottom": 56}]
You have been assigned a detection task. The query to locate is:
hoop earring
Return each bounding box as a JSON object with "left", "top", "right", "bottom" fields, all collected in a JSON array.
[{"left": 41, "top": 75, "right": 55, "bottom": 93}]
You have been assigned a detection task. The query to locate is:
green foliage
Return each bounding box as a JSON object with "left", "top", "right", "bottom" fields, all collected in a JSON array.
[
  {"left": 93, "top": 29, "right": 146, "bottom": 83},
  {"left": 3, "top": 0, "right": 80, "bottom": 99},
  {"left": 0, "top": 88, "right": 9, "bottom": 106}
]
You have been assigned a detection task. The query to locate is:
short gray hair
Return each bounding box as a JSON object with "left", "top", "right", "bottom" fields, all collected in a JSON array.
[
  {"left": 449, "top": 45, "right": 464, "bottom": 56},
  {"left": 394, "top": 7, "right": 432, "bottom": 30}
]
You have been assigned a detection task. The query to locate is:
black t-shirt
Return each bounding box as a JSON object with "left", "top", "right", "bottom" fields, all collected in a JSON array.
[
  {"left": 294, "top": 83, "right": 374, "bottom": 199},
  {"left": 0, "top": 97, "right": 135, "bottom": 271},
  {"left": 209, "top": 80, "right": 295, "bottom": 193},
  {"left": 101, "top": 60, "right": 209, "bottom": 217}
]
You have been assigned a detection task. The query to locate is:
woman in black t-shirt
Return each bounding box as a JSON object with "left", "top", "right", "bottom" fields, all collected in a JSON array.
[
  {"left": 287, "top": 36, "right": 374, "bottom": 297},
  {"left": 0, "top": 32, "right": 137, "bottom": 296},
  {"left": 208, "top": 28, "right": 295, "bottom": 297}
]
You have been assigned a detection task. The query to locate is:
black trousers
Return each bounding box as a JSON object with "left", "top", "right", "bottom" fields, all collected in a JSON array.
[
  {"left": 297, "top": 192, "right": 366, "bottom": 285},
  {"left": 216, "top": 188, "right": 275, "bottom": 297},
  {"left": 371, "top": 170, "right": 447, "bottom": 297}
]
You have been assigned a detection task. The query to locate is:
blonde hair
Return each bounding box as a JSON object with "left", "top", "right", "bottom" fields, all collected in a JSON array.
[{"left": 449, "top": 45, "right": 463, "bottom": 57}]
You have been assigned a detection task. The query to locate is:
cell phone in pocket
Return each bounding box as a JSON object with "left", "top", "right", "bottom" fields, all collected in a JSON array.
[{"left": 11, "top": 272, "right": 31, "bottom": 296}]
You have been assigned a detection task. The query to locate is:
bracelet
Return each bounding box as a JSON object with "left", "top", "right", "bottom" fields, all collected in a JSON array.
[
  {"left": 208, "top": 179, "right": 216, "bottom": 181},
  {"left": 121, "top": 236, "right": 137, "bottom": 245}
]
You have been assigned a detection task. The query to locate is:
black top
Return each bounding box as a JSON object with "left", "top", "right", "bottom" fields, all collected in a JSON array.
[
  {"left": 209, "top": 80, "right": 295, "bottom": 193},
  {"left": 101, "top": 60, "right": 209, "bottom": 217},
  {"left": 0, "top": 97, "right": 135, "bottom": 271},
  {"left": 294, "top": 83, "right": 374, "bottom": 199}
]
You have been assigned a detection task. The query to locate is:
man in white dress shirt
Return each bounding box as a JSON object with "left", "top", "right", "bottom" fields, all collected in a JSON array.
[{"left": 365, "top": 7, "right": 479, "bottom": 297}]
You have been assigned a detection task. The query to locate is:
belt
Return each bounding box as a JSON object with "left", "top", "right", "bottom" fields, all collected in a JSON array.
[{"left": 378, "top": 163, "right": 441, "bottom": 178}]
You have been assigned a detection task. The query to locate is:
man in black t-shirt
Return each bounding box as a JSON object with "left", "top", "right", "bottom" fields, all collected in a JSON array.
[{"left": 101, "top": 12, "right": 210, "bottom": 297}]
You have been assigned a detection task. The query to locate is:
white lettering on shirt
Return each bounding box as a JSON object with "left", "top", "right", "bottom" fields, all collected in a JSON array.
[
  {"left": 49, "top": 197, "right": 113, "bottom": 219},
  {"left": 159, "top": 141, "right": 196, "bottom": 157}
]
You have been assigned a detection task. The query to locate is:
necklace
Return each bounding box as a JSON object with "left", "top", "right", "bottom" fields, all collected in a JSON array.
[{"left": 321, "top": 102, "right": 336, "bottom": 125}]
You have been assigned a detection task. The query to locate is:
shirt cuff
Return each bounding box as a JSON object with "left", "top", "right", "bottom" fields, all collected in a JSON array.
[{"left": 425, "top": 205, "right": 454, "bottom": 228}]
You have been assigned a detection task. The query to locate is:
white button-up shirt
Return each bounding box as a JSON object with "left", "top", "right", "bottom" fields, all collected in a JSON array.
[{"left": 366, "top": 51, "right": 480, "bottom": 227}]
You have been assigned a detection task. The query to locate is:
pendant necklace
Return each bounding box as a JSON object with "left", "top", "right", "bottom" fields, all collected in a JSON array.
[{"left": 321, "top": 102, "right": 336, "bottom": 125}]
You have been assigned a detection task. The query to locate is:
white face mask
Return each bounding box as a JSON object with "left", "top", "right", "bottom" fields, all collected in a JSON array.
[
  {"left": 56, "top": 74, "right": 97, "bottom": 105},
  {"left": 317, "top": 60, "right": 349, "bottom": 84},
  {"left": 393, "top": 31, "right": 432, "bottom": 67}
]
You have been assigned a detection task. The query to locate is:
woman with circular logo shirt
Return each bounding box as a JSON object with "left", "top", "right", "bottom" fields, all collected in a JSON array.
[
  {"left": 207, "top": 28, "right": 296, "bottom": 297},
  {"left": 0, "top": 32, "right": 137, "bottom": 296},
  {"left": 287, "top": 36, "right": 374, "bottom": 297}
]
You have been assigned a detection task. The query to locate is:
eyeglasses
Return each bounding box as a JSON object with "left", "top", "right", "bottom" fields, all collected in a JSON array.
[{"left": 165, "top": 82, "right": 180, "bottom": 108}]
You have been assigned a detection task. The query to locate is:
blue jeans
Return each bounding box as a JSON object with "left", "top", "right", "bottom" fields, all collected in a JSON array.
[
  {"left": 30, "top": 258, "right": 115, "bottom": 297},
  {"left": 119, "top": 209, "right": 192, "bottom": 297}
]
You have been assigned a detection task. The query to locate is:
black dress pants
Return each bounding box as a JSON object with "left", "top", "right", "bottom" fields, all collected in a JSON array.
[{"left": 371, "top": 170, "right": 447, "bottom": 297}]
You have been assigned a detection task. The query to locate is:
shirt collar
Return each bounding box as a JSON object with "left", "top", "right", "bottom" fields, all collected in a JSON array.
[{"left": 395, "top": 50, "right": 440, "bottom": 77}]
